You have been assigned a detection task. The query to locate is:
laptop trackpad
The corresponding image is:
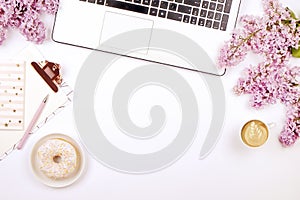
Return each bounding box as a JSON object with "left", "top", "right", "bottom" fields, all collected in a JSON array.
[{"left": 99, "top": 12, "right": 154, "bottom": 54}]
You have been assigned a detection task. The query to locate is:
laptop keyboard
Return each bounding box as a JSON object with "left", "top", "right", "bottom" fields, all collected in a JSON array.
[{"left": 79, "top": 0, "right": 232, "bottom": 31}]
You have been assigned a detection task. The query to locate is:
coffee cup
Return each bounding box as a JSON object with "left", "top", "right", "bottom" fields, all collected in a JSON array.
[{"left": 240, "top": 119, "right": 274, "bottom": 148}]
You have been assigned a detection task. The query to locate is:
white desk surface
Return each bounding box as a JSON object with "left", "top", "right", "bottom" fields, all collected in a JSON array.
[{"left": 1, "top": 1, "right": 300, "bottom": 199}]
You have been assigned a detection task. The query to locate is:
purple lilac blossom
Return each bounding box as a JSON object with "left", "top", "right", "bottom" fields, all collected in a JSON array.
[
  {"left": 0, "top": 0, "right": 59, "bottom": 44},
  {"left": 279, "top": 102, "right": 300, "bottom": 146}
]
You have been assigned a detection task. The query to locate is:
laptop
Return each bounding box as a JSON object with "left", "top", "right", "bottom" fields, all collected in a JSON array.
[{"left": 52, "top": 0, "right": 241, "bottom": 75}]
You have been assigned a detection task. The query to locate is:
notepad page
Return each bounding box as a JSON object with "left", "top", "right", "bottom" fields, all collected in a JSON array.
[{"left": 0, "top": 61, "right": 25, "bottom": 130}]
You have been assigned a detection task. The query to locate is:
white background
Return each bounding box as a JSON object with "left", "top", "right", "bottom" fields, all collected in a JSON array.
[{"left": 1, "top": 0, "right": 300, "bottom": 199}]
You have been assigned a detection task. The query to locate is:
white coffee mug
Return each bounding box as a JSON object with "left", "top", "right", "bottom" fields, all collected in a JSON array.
[{"left": 240, "top": 119, "right": 275, "bottom": 148}]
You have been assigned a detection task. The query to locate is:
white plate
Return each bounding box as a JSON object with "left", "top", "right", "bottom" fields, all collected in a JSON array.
[{"left": 30, "top": 133, "right": 86, "bottom": 188}]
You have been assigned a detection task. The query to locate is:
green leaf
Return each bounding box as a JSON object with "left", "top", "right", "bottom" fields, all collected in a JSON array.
[
  {"left": 292, "top": 47, "right": 300, "bottom": 58},
  {"left": 287, "top": 7, "right": 298, "bottom": 19}
]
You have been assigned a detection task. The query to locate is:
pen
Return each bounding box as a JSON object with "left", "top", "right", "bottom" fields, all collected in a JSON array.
[{"left": 17, "top": 94, "right": 49, "bottom": 150}]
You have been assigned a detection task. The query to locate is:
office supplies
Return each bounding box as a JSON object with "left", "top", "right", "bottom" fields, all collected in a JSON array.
[
  {"left": 0, "top": 45, "right": 73, "bottom": 161},
  {"left": 31, "top": 61, "right": 62, "bottom": 93},
  {"left": 0, "top": 61, "right": 25, "bottom": 130},
  {"left": 52, "top": 0, "right": 241, "bottom": 75},
  {"left": 17, "top": 94, "right": 49, "bottom": 150}
]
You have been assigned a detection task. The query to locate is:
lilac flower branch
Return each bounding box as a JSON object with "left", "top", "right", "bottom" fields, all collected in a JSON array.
[{"left": 228, "top": 29, "right": 262, "bottom": 61}]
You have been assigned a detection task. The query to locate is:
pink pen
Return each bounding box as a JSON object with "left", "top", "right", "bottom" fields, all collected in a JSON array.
[{"left": 17, "top": 94, "right": 49, "bottom": 150}]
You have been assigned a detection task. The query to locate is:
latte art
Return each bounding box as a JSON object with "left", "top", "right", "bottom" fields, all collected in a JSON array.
[{"left": 241, "top": 120, "right": 269, "bottom": 147}]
